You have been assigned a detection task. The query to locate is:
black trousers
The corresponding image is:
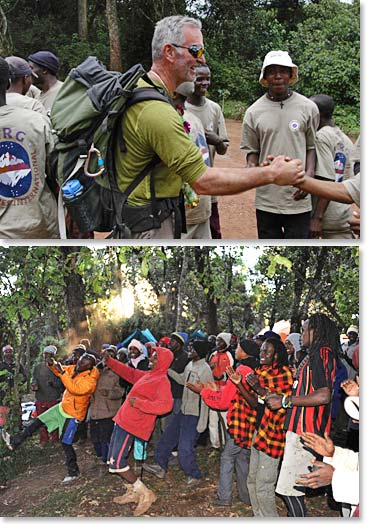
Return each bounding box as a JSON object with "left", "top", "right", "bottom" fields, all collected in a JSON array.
[
  {"left": 13, "top": 417, "right": 79, "bottom": 477},
  {"left": 61, "top": 418, "right": 80, "bottom": 476},
  {"left": 256, "top": 210, "right": 311, "bottom": 239}
]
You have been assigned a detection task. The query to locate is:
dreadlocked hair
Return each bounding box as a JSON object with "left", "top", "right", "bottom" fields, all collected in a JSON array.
[
  {"left": 265, "top": 337, "right": 289, "bottom": 368},
  {"left": 308, "top": 313, "right": 341, "bottom": 367}
]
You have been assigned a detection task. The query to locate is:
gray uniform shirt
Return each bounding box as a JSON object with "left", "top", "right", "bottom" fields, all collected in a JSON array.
[
  {"left": 313, "top": 125, "right": 354, "bottom": 233},
  {"left": 241, "top": 92, "right": 319, "bottom": 214}
]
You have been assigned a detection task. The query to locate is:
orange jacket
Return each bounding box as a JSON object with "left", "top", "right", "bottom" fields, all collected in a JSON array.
[{"left": 49, "top": 364, "right": 99, "bottom": 421}]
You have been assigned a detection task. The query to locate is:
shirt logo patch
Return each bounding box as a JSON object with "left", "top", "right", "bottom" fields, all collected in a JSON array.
[
  {"left": 0, "top": 141, "right": 32, "bottom": 199},
  {"left": 289, "top": 120, "right": 300, "bottom": 132}
]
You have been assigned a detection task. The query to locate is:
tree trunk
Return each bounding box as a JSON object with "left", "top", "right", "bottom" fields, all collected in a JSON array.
[
  {"left": 290, "top": 249, "right": 310, "bottom": 331},
  {"left": 106, "top": 0, "right": 122, "bottom": 70},
  {"left": 0, "top": 5, "right": 11, "bottom": 56},
  {"left": 194, "top": 247, "right": 219, "bottom": 335},
  {"left": 175, "top": 251, "right": 189, "bottom": 330},
  {"left": 61, "top": 247, "right": 90, "bottom": 343},
  {"left": 226, "top": 252, "right": 234, "bottom": 333},
  {"left": 78, "top": 0, "right": 88, "bottom": 40}
]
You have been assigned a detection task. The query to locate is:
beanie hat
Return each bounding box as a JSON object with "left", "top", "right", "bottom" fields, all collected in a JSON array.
[
  {"left": 159, "top": 336, "right": 171, "bottom": 346},
  {"left": 192, "top": 340, "right": 211, "bottom": 360},
  {"left": 128, "top": 338, "right": 144, "bottom": 353},
  {"left": 106, "top": 344, "right": 117, "bottom": 356},
  {"left": 2, "top": 344, "right": 13, "bottom": 353},
  {"left": 216, "top": 332, "right": 232, "bottom": 348},
  {"left": 27, "top": 51, "right": 60, "bottom": 75},
  {"left": 239, "top": 338, "right": 260, "bottom": 358},
  {"left": 259, "top": 50, "right": 298, "bottom": 87},
  {"left": 263, "top": 330, "right": 281, "bottom": 340},
  {"left": 171, "top": 331, "right": 188, "bottom": 346},
  {"left": 347, "top": 325, "right": 359, "bottom": 336},
  {"left": 189, "top": 330, "right": 207, "bottom": 342},
  {"left": 285, "top": 333, "right": 302, "bottom": 355},
  {"left": 43, "top": 345, "right": 57, "bottom": 355}
]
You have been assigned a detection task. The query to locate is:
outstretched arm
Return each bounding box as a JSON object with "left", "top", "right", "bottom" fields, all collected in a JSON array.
[
  {"left": 295, "top": 177, "right": 353, "bottom": 204},
  {"left": 193, "top": 156, "right": 305, "bottom": 195}
]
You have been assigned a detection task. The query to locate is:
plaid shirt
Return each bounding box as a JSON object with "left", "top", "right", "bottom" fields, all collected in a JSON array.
[
  {"left": 227, "top": 382, "right": 257, "bottom": 449},
  {"left": 202, "top": 364, "right": 256, "bottom": 449},
  {"left": 253, "top": 365, "right": 293, "bottom": 459}
]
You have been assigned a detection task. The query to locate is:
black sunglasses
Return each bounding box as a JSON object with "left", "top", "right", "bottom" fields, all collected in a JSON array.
[{"left": 172, "top": 43, "right": 205, "bottom": 58}]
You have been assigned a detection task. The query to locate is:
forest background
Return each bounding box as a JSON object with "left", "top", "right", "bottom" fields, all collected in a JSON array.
[
  {"left": 0, "top": 245, "right": 359, "bottom": 389},
  {"left": 0, "top": 0, "right": 360, "bottom": 135}
]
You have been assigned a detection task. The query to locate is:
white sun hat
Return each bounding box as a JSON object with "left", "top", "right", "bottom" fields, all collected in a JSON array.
[{"left": 259, "top": 50, "right": 298, "bottom": 87}]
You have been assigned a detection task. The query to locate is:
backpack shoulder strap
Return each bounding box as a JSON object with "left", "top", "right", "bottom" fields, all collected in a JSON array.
[{"left": 106, "top": 85, "right": 172, "bottom": 236}]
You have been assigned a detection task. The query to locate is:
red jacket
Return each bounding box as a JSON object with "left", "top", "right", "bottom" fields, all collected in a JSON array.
[
  {"left": 201, "top": 364, "right": 253, "bottom": 422},
  {"left": 209, "top": 350, "right": 234, "bottom": 386},
  {"left": 106, "top": 347, "right": 173, "bottom": 441}
]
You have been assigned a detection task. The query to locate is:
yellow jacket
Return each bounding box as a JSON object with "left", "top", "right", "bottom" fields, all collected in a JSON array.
[{"left": 50, "top": 364, "right": 99, "bottom": 420}]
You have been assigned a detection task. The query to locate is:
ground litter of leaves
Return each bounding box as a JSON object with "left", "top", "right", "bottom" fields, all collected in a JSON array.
[{"left": 0, "top": 437, "right": 340, "bottom": 518}]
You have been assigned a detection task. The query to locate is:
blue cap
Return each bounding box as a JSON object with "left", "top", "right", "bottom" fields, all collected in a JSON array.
[{"left": 171, "top": 331, "right": 188, "bottom": 346}]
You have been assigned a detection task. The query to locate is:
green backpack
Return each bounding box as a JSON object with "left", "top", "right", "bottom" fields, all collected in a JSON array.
[{"left": 50, "top": 56, "right": 170, "bottom": 238}]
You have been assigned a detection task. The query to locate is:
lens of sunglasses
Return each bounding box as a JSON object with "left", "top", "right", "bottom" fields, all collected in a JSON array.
[{"left": 189, "top": 45, "right": 204, "bottom": 58}]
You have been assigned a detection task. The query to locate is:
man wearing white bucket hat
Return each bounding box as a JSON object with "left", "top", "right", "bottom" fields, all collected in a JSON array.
[{"left": 241, "top": 50, "right": 319, "bottom": 239}]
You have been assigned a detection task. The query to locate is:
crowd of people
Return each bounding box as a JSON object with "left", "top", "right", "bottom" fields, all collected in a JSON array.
[
  {"left": 0, "top": 314, "right": 359, "bottom": 517},
  {"left": 0, "top": 15, "right": 360, "bottom": 239}
]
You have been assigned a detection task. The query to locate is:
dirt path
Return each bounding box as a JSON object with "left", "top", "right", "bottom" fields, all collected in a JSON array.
[
  {"left": 0, "top": 438, "right": 339, "bottom": 518},
  {"left": 217, "top": 120, "right": 258, "bottom": 240}
]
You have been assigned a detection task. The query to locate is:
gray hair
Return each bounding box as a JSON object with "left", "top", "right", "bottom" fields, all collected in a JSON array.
[{"left": 152, "top": 15, "right": 202, "bottom": 61}]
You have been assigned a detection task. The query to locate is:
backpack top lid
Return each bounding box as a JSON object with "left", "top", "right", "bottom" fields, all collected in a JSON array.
[{"left": 51, "top": 57, "right": 146, "bottom": 140}]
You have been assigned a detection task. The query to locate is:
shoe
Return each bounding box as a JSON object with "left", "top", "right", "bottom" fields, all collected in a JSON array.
[
  {"left": 62, "top": 474, "right": 80, "bottom": 484},
  {"left": 1, "top": 429, "right": 14, "bottom": 451},
  {"left": 168, "top": 453, "right": 179, "bottom": 466},
  {"left": 114, "top": 484, "right": 139, "bottom": 505},
  {"left": 186, "top": 476, "right": 201, "bottom": 486},
  {"left": 133, "top": 482, "right": 157, "bottom": 516},
  {"left": 142, "top": 462, "right": 166, "bottom": 479},
  {"left": 213, "top": 498, "right": 231, "bottom": 506}
]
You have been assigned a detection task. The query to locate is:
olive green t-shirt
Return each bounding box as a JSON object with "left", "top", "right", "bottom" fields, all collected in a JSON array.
[
  {"left": 241, "top": 92, "right": 319, "bottom": 214},
  {"left": 313, "top": 125, "right": 354, "bottom": 232},
  {"left": 115, "top": 78, "right": 207, "bottom": 207}
]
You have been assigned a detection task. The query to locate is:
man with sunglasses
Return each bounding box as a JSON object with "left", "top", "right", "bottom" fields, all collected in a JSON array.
[{"left": 116, "top": 16, "right": 306, "bottom": 240}]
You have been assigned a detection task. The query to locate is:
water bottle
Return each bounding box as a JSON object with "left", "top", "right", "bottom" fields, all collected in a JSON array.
[{"left": 62, "top": 179, "right": 84, "bottom": 200}]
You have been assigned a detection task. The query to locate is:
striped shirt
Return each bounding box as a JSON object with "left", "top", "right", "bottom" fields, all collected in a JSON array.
[{"left": 285, "top": 346, "right": 337, "bottom": 436}]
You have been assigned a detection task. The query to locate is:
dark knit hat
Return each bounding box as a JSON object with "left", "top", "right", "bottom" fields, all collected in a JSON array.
[
  {"left": 28, "top": 51, "right": 60, "bottom": 75},
  {"left": 192, "top": 340, "right": 211, "bottom": 359},
  {"left": 239, "top": 338, "right": 260, "bottom": 358},
  {"left": 263, "top": 330, "right": 281, "bottom": 340}
]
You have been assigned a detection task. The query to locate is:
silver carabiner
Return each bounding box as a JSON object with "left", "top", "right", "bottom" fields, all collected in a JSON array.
[{"left": 84, "top": 144, "right": 105, "bottom": 177}]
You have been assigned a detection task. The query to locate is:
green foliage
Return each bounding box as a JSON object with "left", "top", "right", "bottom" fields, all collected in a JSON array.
[
  {"left": 222, "top": 100, "right": 247, "bottom": 120},
  {"left": 287, "top": 0, "right": 360, "bottom": 107},
  {"left": 333, "top": 105, "right": 360, "bottom": 138},
  {"left": 252, "top": 247, "right": 359, "bottom": 331}
]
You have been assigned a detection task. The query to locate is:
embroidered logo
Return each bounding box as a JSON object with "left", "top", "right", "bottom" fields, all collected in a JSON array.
[
  {"left": 0, "top": 141, "right": 32, "bottom": 199},
  {"left": 289, "top": 120, "right": 300, "bottom": 132}
]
